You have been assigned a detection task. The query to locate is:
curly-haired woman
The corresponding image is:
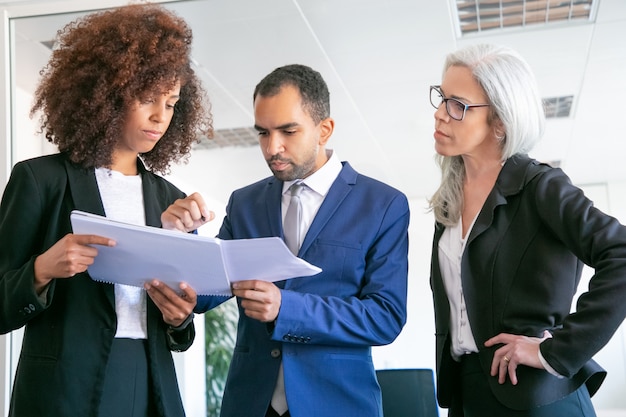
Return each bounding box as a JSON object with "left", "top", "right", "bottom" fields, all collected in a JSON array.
[{"left": 0, "top": 4, "right": 213, "bottom": 416}]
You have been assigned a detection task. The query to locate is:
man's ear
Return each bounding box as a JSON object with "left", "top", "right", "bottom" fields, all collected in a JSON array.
[{"left": 319, "top": 117, "right": 334, "bottom": 146}]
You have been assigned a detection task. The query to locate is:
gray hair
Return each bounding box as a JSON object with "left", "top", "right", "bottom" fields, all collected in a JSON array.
[{"left": 429, "top": 44, "right": 545, "bottom": 226}]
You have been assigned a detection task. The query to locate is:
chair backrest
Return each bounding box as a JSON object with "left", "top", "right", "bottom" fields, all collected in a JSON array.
[{"left": 376, "top": 368, "right": 439, "bottom": 417}]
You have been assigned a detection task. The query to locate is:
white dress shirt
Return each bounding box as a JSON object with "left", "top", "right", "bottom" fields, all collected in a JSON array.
[{"left": 271, "top": 149, "right": 342, "bottom": 414}]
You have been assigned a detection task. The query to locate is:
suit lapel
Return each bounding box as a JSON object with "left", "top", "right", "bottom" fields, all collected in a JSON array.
[
  {"left": 64, "top": 160, "right": 115, "bottom": 308},
  {"left": 140, "top": 164, "right": 161, "bottom": 227},
  {"left": 466, "top": 190, "right": 507, "bottom": 245},
  {"left": 465, "top": 155, "right": 536, "bottom": 245},
  {"left": 299, "top": 163, "right": 355, "bottom": 255},
  {"left": 65, "top": 160, "right": 106, "bottom": 216},
  {"left": 265, "top": 178, "right": 286, "bottom": 238},
  {"left": 462, "top": 188, "right": 506, "bottom": 338},
  {"left": 462, "top": 155, "right": 535, "bottom": 339}
]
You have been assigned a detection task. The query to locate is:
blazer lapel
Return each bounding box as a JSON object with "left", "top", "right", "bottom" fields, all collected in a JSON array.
[
  {"left": 299, "top": 163, "right": 355, "bottom": 256},
  {"left": 140, "top": 163, "right": 161, "bottom": 227},
  {"left": 64, "top": 160, "right": 115, "bottom": 308},
  {"left": 265, "top": 177, "right": 285, "bottom": 238},
  {"left": 466, "top": 154, "right": 534, "bottom": 245},
  {"left": 65, "top": 160, "right": 106, "bottom": 216},
  {"left": 264, "top": 178, "right": 287, "bottom": 288},
  {"left": 462, "top": 155, "right": 535, "bottom": 339}
]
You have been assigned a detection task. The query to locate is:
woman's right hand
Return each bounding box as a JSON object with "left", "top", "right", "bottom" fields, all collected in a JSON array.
[
  {"left": 161, "top": 192, "right": 214, "bottom": 233},
  {"left": 33, "top": 233, "right": 115, "bottom": 293}
]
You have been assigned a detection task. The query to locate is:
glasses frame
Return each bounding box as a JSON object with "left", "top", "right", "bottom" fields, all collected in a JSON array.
[{"left": 429, "top": 85, "right": 490, "bottom": 121}]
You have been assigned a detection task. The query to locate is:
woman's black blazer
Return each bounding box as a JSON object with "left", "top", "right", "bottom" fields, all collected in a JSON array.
[
  {"left": 431, "top": 154, "right": 626, "bottom": 410},
  {"left": 0, "top": 153, "right": 194, "bottom": 417}
]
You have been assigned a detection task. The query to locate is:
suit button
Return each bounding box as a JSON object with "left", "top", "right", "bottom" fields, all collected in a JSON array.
[{"left": 271, "top": 348, "right": 281, "bottom": 358}]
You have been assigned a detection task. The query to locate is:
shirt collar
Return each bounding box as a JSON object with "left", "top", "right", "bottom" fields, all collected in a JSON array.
[{"left": 283, "top": 149, "right": 342, "bottom": 197}]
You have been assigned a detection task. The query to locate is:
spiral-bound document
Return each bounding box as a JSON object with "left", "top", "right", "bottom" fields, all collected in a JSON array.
[{"left": 69, "top": 210, "right": 322, "bottom": 296}]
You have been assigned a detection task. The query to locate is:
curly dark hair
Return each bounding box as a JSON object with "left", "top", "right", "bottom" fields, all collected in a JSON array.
[
  {"left": 253, "top": 64, "right": 330, "bottom": 124},
  {"left": 30, "top": 3, "right": 212, "bottom": 174}
]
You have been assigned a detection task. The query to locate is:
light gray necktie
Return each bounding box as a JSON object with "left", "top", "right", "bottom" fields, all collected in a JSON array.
[
  {"left": 272, "top": 182, "right": 304, "bottom": 415},
  {"left": 283, "top": 182, "right": 304, "bottom": 255}
]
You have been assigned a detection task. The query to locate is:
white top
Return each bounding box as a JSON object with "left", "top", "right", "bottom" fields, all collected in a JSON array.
[
  {"left": 95, "top": 167, "right": 148, "bottom": 339},
  {"left": 438, "top": 216, "right": 479, "bottom": 359}
]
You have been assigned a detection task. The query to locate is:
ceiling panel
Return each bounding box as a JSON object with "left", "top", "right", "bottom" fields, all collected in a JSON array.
[{"left": 6, "top": 0, "right": 626, "bottom": 206}]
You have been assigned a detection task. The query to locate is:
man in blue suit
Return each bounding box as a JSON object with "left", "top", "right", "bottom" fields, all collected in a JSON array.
[{"left": 162, "top": 64, "right": 410, "bottom": 417}]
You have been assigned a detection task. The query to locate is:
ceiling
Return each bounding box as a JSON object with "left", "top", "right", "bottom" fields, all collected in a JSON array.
[{"left": 8, "top": 0, "right": 626, "bottom": 209}]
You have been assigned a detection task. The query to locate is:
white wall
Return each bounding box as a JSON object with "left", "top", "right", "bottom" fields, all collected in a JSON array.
[{"left": 372, "top": 196, "right": 436, "bottom": 371}]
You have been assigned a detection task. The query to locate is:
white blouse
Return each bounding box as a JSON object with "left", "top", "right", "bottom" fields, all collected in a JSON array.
[{"left": 438, "top": 216, "right": 479, "bottom": 360}]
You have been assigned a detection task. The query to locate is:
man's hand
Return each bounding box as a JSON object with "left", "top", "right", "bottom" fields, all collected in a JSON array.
[
  {"left": 144, "top": 279, "right": 197, "bottom": 327},
  {"left": 161, "top": 192, "right": 215, "bottom": 233},
  {"left": 231, "top": 280, "right": 282, "bottom": 322}
]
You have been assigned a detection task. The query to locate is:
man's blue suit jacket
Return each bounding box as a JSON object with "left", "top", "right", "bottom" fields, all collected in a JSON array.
[{"left": 196, "top": 161, "right": 410, "bottom": 417}]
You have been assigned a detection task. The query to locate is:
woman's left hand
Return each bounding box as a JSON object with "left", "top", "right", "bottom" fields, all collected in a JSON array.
[
  {"left": 144, "top": 279, "right": 197, "bottom": 327},
  {"left": 484, "top": 330, "right": 552, "bottom": 385}
]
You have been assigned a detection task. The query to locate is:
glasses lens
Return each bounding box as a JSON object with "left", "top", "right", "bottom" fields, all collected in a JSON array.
[
  {"left": 446, "top": 98, "right": 466, "bottom": 121},
  {"left": 430, "top": 87, "right": 443, "bottom": 110}
]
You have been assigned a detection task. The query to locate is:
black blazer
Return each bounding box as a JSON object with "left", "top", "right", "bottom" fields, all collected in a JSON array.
[
  {"left": 0, "top": 153, "right": 194, "bottom": 417},
  {"left": 430, "top": 154, "right": 626, "bottom": 410}
]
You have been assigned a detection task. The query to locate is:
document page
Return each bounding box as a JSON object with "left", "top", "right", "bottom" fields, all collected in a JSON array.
[{"left": 70, "top": 210, "right": 321, "bottom": 295}]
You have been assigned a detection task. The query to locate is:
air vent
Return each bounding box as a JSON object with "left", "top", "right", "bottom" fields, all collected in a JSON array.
[
  {"left": 543, "top": 95, "right": 573, "bottom": 118},
  {"left": 194, "top": 127, "right": 258, "bottom": 150},
  {"left": 454, "top": 0, "right": 595, "bottom": 35}
]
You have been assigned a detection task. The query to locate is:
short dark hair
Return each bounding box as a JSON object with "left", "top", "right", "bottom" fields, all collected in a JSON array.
[
  {"left": 30, "top": 4, "right": 213, "bottom": 174},
  {"left": 253, "top": 64, "right": 330, "bottom": 124}
]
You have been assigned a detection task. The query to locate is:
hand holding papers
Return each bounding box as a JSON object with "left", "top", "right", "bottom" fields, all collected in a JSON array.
[{"left": 69, "top": 210, "right": 322, "bottom": 295}]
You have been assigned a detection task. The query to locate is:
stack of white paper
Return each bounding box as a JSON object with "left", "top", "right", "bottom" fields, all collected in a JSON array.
[{"left": 70, "top": 210, "right": 322, "bottom": 296}]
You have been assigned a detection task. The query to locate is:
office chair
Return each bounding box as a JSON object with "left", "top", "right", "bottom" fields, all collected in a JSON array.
[{"left": 376, "top": 368, "right": 439, "bottom": 417}]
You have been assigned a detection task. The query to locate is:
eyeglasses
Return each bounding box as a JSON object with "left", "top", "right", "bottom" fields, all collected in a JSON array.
[{"left": 429, "top": 85, "right": 490, "bottom": 121}]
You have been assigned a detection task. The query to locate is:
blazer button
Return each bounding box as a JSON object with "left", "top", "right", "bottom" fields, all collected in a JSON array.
[{"left": 270, "top": 348, "right": 281, "bottom": 358}]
